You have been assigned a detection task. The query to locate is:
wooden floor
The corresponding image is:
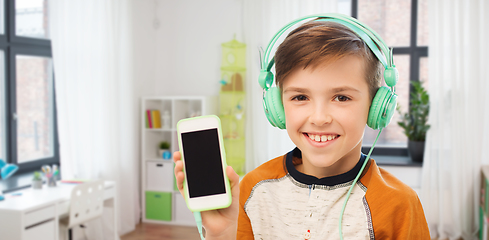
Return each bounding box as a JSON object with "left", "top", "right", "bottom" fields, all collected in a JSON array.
[{"left": 120, "top": 222, "right": 201, "bottom": 240}]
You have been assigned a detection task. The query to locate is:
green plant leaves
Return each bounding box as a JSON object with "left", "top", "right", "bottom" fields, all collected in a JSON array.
[{"left": 396, "top": 81, "right": 430, "bottom": 141}]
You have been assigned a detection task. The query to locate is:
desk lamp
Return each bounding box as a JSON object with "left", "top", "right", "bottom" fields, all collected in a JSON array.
[{"left": 0, "top": 159, "right": 19, "bottom": 201}]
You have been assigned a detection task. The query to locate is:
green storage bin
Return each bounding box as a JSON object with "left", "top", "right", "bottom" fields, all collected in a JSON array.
[{"left": 146, "top": 191, "right": 172, "bottom": 221}]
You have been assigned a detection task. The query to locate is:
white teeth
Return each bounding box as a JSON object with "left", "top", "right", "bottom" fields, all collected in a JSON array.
[{"left": 308, "top": 134, "right": 337, "bottom": 142}]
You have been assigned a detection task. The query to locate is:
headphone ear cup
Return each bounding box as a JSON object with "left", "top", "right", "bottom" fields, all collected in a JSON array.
[
  {"left": 263, "top": 87, "right": 286, "bottom": 129},
  {"left": 367, "top": 86, "right": 397, "bottom": 130}
]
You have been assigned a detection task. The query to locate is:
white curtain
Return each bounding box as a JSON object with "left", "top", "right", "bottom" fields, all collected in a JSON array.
[
  {"left": 242, "top": 0, "right": 340, "bottom": 171},
  {"left": 49, "top": 0, "right": 139, "bottom": 239},
  {"left": 421, "top": 0, "right": 489, "bottom": 239}
]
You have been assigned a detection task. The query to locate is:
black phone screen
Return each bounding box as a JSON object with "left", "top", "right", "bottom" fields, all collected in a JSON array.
[{"left": 181, "top": 128, "right": 226, "bottom": 198}]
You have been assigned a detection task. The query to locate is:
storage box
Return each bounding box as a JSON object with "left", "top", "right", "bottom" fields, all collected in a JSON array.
[
  {"left": 146, "top": 161, "right": 173, "bottom": 192},
  {"left": 145, "top": 191, "right": 172, "bottom": 221}
]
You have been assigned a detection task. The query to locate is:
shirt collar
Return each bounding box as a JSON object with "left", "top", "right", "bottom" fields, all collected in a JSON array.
[{"left": 285, "top": 147, "right": 367, "bottom": 186}]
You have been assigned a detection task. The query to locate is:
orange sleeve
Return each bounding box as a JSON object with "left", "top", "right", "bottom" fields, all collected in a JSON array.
[
  {"left": 369, "top": 189, "right": 430, "bottom": 239},
  {"left": 362, "top": 161, "right": 430, "bottom": 239},
  {"left": 236, "top": 174, "right": 255, "bottom": 239}
]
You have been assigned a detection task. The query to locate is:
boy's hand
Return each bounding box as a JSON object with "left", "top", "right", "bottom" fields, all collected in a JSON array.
[{"left": 173, "top": 151, "right": 240, "bottom": 240}]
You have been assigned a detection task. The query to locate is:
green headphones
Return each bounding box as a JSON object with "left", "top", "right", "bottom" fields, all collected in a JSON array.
[{"left": 258, "top": 13, "right": 398, "bottom": 130}]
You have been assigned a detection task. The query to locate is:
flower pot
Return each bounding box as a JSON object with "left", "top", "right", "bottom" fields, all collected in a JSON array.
[
  {"left": 32, "top": 179, "right": 43, "bottom": 189},
  {"left": 408, "top": 140, "right": 425, "bottom": 163},
  {"left": 158, "top": 149, "right": 171, "bottom": 159}
]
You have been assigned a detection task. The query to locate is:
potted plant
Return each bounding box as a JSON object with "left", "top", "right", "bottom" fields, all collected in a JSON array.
[
  {"left": 397, "top": 81, "right": 430, "bottom": 163},
  {"left": 32, "top": 171, "right": 43, "bottom": 189},
  {"left": 158, "top": 141, "right": 171, "bottom": 159}
]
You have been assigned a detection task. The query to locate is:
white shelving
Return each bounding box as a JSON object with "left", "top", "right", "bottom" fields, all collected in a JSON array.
[{"left": 141, "top": 96, "right": 217, "bottom": 226}]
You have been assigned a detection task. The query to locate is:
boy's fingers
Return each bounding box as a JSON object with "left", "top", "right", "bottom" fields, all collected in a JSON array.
[
  {"left": 173, "top": 151, "right": 181, "bottom": 163},
  {"left": 174, "top": 158, "right": 183, "bottom": 173},
  {"left": 173, "top": 151, "right": 184, "bottom": 191},
  {"left": 175, "top": 169, "right": 185, "bottom": 191}
]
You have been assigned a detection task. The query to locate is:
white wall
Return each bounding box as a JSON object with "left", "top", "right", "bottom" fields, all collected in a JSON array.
[
  {"left": 132, "top": 0, "right": 158, "bottom": 98},
  {"left": 133, "top": 0, "right": 243, "bottom": 98}
]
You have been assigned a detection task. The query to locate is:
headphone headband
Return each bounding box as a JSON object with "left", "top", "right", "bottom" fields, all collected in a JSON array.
[{"left": 259, "top": 13, "right": 396, "bottom": 90}]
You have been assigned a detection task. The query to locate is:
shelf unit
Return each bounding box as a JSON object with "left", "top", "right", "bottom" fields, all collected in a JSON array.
[{"left": 141, "top": 96, "right": 217, "bottom": 226}]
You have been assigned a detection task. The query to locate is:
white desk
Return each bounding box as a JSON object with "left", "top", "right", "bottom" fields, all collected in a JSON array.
[{"left": 0, "top": 181, "right": 117, "bottom": 240}]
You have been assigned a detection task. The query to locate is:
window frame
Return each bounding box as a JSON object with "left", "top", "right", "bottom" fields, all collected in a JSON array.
[
  {"left": 352, "top": 0, "right": 428, "bottom": 157},
  {"left": 2, "top": 0, "right": 59, "bottom": 174}
]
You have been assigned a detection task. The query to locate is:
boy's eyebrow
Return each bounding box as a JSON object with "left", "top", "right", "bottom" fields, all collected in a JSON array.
[
  {"left": 330, "top": 86, "right": 361, "bottom": 93},
  {"left": 283, "top": 86, "right": 361, "bottom": 94},
  {"left": 282, "top": 87, "right": 309, "bottom": 94}
]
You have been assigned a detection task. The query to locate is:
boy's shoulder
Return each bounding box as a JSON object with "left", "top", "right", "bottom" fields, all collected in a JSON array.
[
  {"left": 361, "top": 159, "right": 419, "bottom": 200},
  {"left": 361, "top": 159, "right": 424, "bottom": 220},
  {"left": 361, "top": 159, "right": 429, "bottom": 237}
]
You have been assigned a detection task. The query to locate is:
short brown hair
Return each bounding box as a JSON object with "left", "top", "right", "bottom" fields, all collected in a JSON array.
[{"left": 275, "top": 20, "right": 382, "bottom": 100}]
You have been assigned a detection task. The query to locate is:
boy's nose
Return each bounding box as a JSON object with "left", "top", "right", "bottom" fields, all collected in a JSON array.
[{"left": 309, "top": 104, "right": 333, "bottom": 126}]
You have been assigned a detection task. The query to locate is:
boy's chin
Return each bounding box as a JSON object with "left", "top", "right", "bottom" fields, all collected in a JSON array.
[
  {"left": 303, "top": 152, "right": 342, "bottom": 169},
  {"left": 302, "top": 150, "right": 359, "bottom": 176}
]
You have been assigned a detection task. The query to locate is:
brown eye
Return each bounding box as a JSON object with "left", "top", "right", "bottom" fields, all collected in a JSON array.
[
  {"left": 292, "top": 95, "right": 308, "bottom": 101},
  {"left": 334, "top": 95, "right": 350, "bottom": 102}
]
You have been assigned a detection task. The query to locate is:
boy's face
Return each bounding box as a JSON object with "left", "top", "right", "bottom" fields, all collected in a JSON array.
[{"left": 281, "top": 55, "right": 371, "bottom": 178}]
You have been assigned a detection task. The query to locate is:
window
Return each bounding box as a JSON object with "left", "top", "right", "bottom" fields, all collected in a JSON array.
[
  {"left": 0, "top": 0, "right": 58, "bottom": 174},
  {"left": 351, "top": 0, "right": 429, "bottom": 155}
]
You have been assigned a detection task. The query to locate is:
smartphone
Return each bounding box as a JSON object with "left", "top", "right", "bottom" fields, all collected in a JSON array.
[{"left": 177, "top": 115, "right": 232, "bottom": 212}]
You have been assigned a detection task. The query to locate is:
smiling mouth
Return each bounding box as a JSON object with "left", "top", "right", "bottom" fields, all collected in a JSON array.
[{"left": 305, "top": 133, "right": 339, "bottom": 143}]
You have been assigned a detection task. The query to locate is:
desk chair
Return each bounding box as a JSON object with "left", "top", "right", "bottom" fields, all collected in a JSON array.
[{"left": 59, "top": 180, "right": 105, "bottom": 240}]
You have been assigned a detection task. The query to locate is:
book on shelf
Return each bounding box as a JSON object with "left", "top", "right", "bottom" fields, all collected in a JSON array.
[
  {"left": 145, "top": 111, "right": 149, "bottom": 128},
  {"left": 146, "top": 110, "right": 153, "bottom": 128},
  {"left": 152, "top": 110, "right": 161, "bottom": 128},
  {"left": 145, "top": 109, "right": 162, "bottom": 129}
]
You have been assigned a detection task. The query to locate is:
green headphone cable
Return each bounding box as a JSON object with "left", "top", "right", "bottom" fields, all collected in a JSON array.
[
  {"left": 339, "top": 129, "right": 382, "bottom": 240},
  {"left": 194, "top": 211, "right": 205, "bottom": 240}
]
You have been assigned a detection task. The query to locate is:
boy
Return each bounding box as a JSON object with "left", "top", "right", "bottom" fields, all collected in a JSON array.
[{"left": 174, "top": 16, "right": 429, "bottom": 239}]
